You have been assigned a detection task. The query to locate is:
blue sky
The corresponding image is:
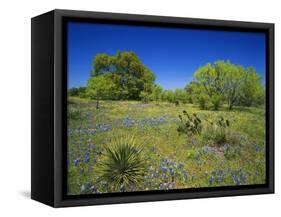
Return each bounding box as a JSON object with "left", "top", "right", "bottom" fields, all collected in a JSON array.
[{"left": 67, "top": 22, "right": 266, "bottom": 90}]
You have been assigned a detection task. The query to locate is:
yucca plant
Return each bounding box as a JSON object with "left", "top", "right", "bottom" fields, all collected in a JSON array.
[{"left": 97, "top": 136, "right": 146, "bottom": 192}]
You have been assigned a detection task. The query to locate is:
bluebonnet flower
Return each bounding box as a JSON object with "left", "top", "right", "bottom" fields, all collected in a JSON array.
[
  {"left": 254, "top": 144, "right": 262, "bottom": 152},
  {"left": 232, "top": 175, "right": 241, "bottom": 185},
  {"left": 74, "top": 159, "right": 79, "bottom": 166},
  {"left": 203, "top": 146, "right": 212, "bottom": 154},
  {"left": 137, "top": 116, "right": 165, "bottom": 128},
  {"left": 232, "top": 169, "right": 247, "bottom": 185},
  {"left": 167, "top": 183, "right": 173, "bottom": 190},
  {"left": 223, "top": 143, "right": 230, "bottom": 150},
  {"left": 123, "top": 117, "right": 135, "bottom": 127},
  {"left": 162, "top": 166, "right": 167, "bottom": 173},
  {"left": 183, "top": 170, "right": 188, "bottom": 178},
  {"left": 90, "top": 129, "right": 97, "bottom": 135},
  {"left": 178, "top": 163, "right": 184, "bottom": 169},
  {"left": 169, "top": 167, "right": 175, "bottom": 175},
  {"left": 170, "top": 160, "right": 176, "bottom": 166},
  {"left": 240, "top": 172, "right": 247, "bottom": 183},
  {"left": 159, "top": 183, "right": 164, "bottom": 190},
  {"left": 84, "top": 153, "right": 90, "bottom": 163},
  {"left": 96, "top": 124, "right": 112, "bottom": 132},
  {"left": 216, "top": 176, "right": 223, "bottom": 183},
  {"left": 90, "top": 185, "right": 96, "bottom": 192},
  {"left": 73, "top": 128, "right": 97, "bottom": 135},
  {"left": 209, "top": 176, "right": 214, "bottom": 185},
  {"left": 90, "top": 144, "right": 95, "bottom": 150}
]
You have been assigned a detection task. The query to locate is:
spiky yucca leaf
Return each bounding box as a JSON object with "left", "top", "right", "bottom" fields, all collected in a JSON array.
[{"left": 97, "top": 136, "right": 146, "bottom": 192}]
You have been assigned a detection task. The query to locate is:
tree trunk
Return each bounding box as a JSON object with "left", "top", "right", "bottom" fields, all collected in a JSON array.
[{"left": 96, "top": 99, "right": 99, "bottom": 109}]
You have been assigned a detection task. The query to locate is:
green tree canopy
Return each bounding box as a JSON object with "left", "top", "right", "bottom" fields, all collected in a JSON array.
[
  {"left": 90, "top": 51, "right": 155, "bottom": 100},
  {"left": 68, "top": 87, "right": 79, "bottom": 96},
  {"left": 161, "top": 90, "right": 175, "bottom": 103},
  {"left": 174, "top": 88, "right": 188, "bottom": 103},
  {"left": 68, "top": 87, "right": 87, "bottom": 98},
  {"left": 238, "top": 67, "right": 265, "bottom": 107},
  {"left": 86, "top": 74, "right": 119, "bottom": 108},
  {"left": 187, "top": 60, "right": 264, "bottom": 110},
  {"left": 150, "top": 84, "right": 163, "bottom": 102}
]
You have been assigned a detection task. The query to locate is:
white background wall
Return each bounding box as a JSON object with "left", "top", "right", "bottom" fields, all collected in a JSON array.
[{"left": 0, "top": 0, "right": 279, "bottom": 216}]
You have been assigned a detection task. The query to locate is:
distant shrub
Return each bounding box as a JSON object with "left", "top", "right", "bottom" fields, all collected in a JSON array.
[
  {"left": 177, "top": 111, "right": 202, "bottom": 136},
  {"left": 97, "top": 136, "right": 146, "bottom": 192},
  {"left": 68, "top": 87, "right": 87, "bottom": 97},
  {"left": 202, "top": 117, "right": 230, "bottom": 145},
  {"left": 68, "top": 87, "right": 79, "bottom": 96},
  {"left": 174, "top": 100, "right": 180, "bottom": 106}
]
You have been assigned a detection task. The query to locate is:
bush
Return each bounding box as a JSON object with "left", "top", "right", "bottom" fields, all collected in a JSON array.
[
  {"left": 68, "top": 87, "right": 87, "bottom": 97},
  {"left": 97, "top": 136, "right": 146, "bottom": 192},
  {"left": 202, "top": 125, "right": 226, "bottom": 145},
  {"left": 202, "top": 117, "right": 230, "bottom": 146}
]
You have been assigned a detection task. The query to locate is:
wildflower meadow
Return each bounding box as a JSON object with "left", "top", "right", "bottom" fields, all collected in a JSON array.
[
  {"left": 66, "top": 23, "right": 266, "bottom": 195},
  {"left": 67, "top": 96, "right": 265, "bottom": 194}
]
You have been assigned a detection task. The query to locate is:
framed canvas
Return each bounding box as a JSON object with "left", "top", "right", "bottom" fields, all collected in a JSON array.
[{"left": 31, "top": 9, "right": 274, "bottom": 207}]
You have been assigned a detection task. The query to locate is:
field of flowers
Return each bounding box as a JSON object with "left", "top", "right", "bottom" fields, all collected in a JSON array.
[{"left": 67, "top": 97, "right": 266, "bottom": 195}]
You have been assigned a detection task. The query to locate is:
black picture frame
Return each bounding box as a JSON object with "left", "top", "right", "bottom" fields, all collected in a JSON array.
[{"left": 31, "top": 9, "right": 274, "bottom": 207}]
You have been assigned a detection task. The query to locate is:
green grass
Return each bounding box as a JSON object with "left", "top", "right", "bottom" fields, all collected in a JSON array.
[{"left": 67, "top": 97, "right": 266, "bottom": 195}]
